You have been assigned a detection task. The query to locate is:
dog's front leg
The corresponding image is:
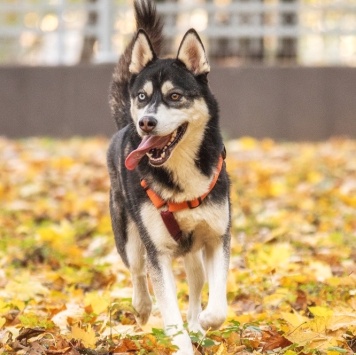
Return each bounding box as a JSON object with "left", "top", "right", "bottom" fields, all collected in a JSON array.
[
  {"left": 109, "top": 191, "right": 153, "bottom": 325},
  {"left": 125, "top": 220, "right": 152, "bottom": 326},
  {"left": 199, "top": 234, "right": 230, "bottom": 330},
  {"left": 184, "top": 251, "right": 205, "bottom": 334},
  {"left": 148, "top": 254, "right": 194, "bottom": 355}
]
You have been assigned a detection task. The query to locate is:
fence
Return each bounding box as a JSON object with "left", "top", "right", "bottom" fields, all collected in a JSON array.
[
  {"left": 1, "top": 65, "right": 356, "bottom": 139},
  {"left": 0, "top": 0, "right": 356, "bottom": 65}
]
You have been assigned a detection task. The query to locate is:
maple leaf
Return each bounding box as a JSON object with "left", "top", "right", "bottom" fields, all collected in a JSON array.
[
  {"left": 84, "top": 291, "right": 111, "bottom": 315},
  {"left": 69, "top": 325, "right": 97, "bottom": 348},
  {"left": 262, "top": 329, "right": 292, "bottom": 351},
  {"left": 328, "top": 308, "right": 356, "bottom": 332}
]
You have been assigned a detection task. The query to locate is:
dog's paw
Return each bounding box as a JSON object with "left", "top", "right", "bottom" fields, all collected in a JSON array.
[
  {"left": 133, "top": 298, "right": 152, "bottom": 326},
  {"left": 198, "top": 309, "right": 226, "bottom": 330},
  {"left": 188, "top": 320, "right": 204, "bottom": 335},
  {"left": 170, "top": 331, "right": 194, "bottom": 355},
  {"left": 187, "top": 305, "right": 203, "bottom": 334}
]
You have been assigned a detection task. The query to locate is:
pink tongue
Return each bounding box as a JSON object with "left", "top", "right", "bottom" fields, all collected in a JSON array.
[{"left": 125, "top": 134, "right": 172, "bottom": 170}]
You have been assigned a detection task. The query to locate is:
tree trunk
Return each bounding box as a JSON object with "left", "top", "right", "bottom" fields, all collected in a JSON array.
[
  {"left": 80, "top": 0, "right": 98, "bottom": 63},
  {"left": 277, "top": 0, "right": 297, "bottom": 60}
]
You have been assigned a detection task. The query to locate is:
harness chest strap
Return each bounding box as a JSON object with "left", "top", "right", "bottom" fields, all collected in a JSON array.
[{"left": 140, "top": 154, "right": 225, "bottom": 241}]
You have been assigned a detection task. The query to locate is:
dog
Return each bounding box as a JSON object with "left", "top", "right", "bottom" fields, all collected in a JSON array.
[{"left": 107, "top": 0, "right": 231, "bottom": 353}]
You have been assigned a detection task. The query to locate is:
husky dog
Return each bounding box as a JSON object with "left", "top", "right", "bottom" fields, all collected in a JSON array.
[{"left": 107, "top": 0, "right": 230, "bottom": 353}]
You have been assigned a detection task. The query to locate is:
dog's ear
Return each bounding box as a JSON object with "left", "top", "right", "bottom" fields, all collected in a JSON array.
[
  {"left": 177, "top": 29, "right": 210, "bottom": 76},
  {"left": 129, "top": 29, "right": 156, "bottom": 74}
]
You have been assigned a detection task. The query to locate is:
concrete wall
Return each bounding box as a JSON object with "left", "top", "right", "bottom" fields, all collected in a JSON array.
[{"left": 1, "top": 64, "right": 355, "bottom": 140}]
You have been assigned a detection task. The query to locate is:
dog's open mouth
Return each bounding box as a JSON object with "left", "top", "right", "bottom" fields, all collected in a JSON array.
[{"left": 125, "top": 123, "right": 188, "bottom": 170}]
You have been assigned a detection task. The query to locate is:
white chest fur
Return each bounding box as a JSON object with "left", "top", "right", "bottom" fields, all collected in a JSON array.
[{"left": 140, "top": 199, "right": 229, "bottom": 254}]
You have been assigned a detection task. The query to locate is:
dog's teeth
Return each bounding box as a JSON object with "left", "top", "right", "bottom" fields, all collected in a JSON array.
[
  {"left": 165, "top": 129, "right": 178, "bottom": 147},
  {"left": 146, "top": 126, "right": 186, "bottom": 165}
]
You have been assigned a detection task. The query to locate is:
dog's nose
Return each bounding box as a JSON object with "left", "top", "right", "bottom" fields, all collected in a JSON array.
[{"left": 139, "top": 116, "right": 157, "bottom": 133}]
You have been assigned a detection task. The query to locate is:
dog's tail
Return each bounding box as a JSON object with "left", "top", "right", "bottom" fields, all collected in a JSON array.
[{"left": 109, "top": 0, "right": 163, "bottom": 130}]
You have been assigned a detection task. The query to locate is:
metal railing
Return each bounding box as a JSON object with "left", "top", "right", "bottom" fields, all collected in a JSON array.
[{"left": 0, "top": 0, "right": 355, "bottom": 65}]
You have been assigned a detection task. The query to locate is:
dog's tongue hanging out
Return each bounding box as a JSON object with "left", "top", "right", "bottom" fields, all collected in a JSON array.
[{"left": 125, "top": 135, "right": 171, "bottom": 170}]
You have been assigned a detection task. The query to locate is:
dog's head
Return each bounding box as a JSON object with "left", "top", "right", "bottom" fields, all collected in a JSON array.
[{"left": 125, "top": 29, "right": 212, "bottom": 170}]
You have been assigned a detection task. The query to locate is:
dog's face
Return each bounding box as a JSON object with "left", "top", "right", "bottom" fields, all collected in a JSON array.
[{"left": 125, "top": 30, "right": 212, "bottom": 170}]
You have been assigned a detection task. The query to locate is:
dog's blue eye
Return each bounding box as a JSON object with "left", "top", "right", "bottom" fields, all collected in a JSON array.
[{"left": 138, "top": 93, "right": 146, "bottom": 101}]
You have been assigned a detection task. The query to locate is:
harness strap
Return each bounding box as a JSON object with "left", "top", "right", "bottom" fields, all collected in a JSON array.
[
  {"left": 140, "top": 152, "right": 225, "bottom": 241},
  {"left": 140, "top": 155, "right": 224, "bottom": 212}
]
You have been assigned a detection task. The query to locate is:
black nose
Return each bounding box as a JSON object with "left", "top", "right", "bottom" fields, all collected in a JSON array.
[{"left": 139, "top": 116, "right": 157, "bottom": 133}]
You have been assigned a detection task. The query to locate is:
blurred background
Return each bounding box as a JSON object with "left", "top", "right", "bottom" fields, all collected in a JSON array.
[
  {"left": 1, "top": 0, "right": 356, "bottom": 140},
  {"left": 1, "top": 0, "right": 356, "bottom": 66}
]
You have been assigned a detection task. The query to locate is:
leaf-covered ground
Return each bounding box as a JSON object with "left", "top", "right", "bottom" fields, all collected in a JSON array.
[{"left": 0, "top": 136, "right": 355, "bottom": 355}]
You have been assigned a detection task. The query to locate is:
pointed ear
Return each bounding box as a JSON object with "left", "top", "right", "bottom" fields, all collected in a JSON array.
[
  {"left": 177, "top": 29, "right": 210, "bottom": 75},
  {"left": 129, "top": 29, "right": 156, "bottom": 74}
]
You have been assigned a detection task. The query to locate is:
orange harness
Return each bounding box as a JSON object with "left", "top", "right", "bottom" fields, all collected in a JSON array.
[{"left": 140, "top": 153, "right": 225, "bottom": 241}]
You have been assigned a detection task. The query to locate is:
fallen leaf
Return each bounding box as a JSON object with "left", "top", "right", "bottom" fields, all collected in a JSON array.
[
  {"left": 281, "top": 310, "right": 309, "bottom": 328},
  {"left": 69, "top": 325, "right": 97, "bottom": 348}
]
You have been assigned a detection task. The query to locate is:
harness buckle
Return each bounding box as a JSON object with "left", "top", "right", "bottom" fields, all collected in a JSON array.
[{"left": 187, "top": 197, "right": 203, "bottom": 209}]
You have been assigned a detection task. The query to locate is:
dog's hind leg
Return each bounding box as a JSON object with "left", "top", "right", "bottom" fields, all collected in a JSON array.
[
  {"left": 148, "top": 254, "right": 194, "bottom": 355},
  {"left": 198, "top": 233, "right": 230, "bottom": 331},
  {"left": 184, "top": 250, "right": 205, "bottom": 334}
]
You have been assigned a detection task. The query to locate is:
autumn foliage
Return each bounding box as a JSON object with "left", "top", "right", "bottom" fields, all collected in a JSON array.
[{"left": 0, "top": 137, "right": 355, "bottom": 354}]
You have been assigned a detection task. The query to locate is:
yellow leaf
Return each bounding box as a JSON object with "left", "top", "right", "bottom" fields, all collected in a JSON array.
[
  {"left": 0, "top": 300, "right": 10, "bottom": 314},
  {"left": 284, "top": 351, "right": 297, "bottom": 355},
  {"left": 280, "top": 274, "right": 308, "bottom": 287},
  {"left": 281, "top": 310, "right": 308, "bottom": 328},
  {"left": 233, "top": 314, "right": 253, "bottom": 324},
  {"left": 254, "top": 243, "right": 292, "bottom": 269},
  {"left": 326, "top": 275, "right": 355, "bottom": 287},
  {"left": 309, "top": 306, "right": 333, "bottom": 318},
  {"left": 11, "top": 300, "right": 26, "bottom": 312},
  {"left": 270, "top": 180, "right": 287, "bottom": 197},
  {"left": 140, "top": 314, "right": 163, "bottom": 333},
  {"left": 5, "top": 274, "right": 49, "bottom": 301},
  {"left": 216, "top": 342, "right": 227, "bottom": 355},
  {"left": 239, "top": 136, "right": 257, "bottom": 150},
  {"left": 309, "top": 315, "right": 330, "bottom": 333},
  {"left": 328, "top": 308, "right": 356, "bottom": 331},
  {"left": 0, "top": 317, "right": 6, "bottom": 328},
  {"left": 327, "top": 351, "right": 342, "bottom": 355},
  {"left": 309, "top": 261, "right": 333, "bottom": 282},
  {"left": 37, "top": 221, "right": 76, "bottom": 250},
  {"left": 84, "top": 292, "right": 111, "bottom": 315},
  {"left": 285, "top": 328, "right": 328, "bottom": 346},
  {"left": 70, "top": 325, "right": 96, "bottom": 348},
  {"left": 51, "top": 156, "right": 75, "bottom": 169},
  {"left": 307, "top": 171, "right": 323, "bottom": 184},
  {"left": 97, "top": 215, "right": 112, "bottom": 234},
  {"left": 263, "top": 288, "right": 289, "bottom": 307}
]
